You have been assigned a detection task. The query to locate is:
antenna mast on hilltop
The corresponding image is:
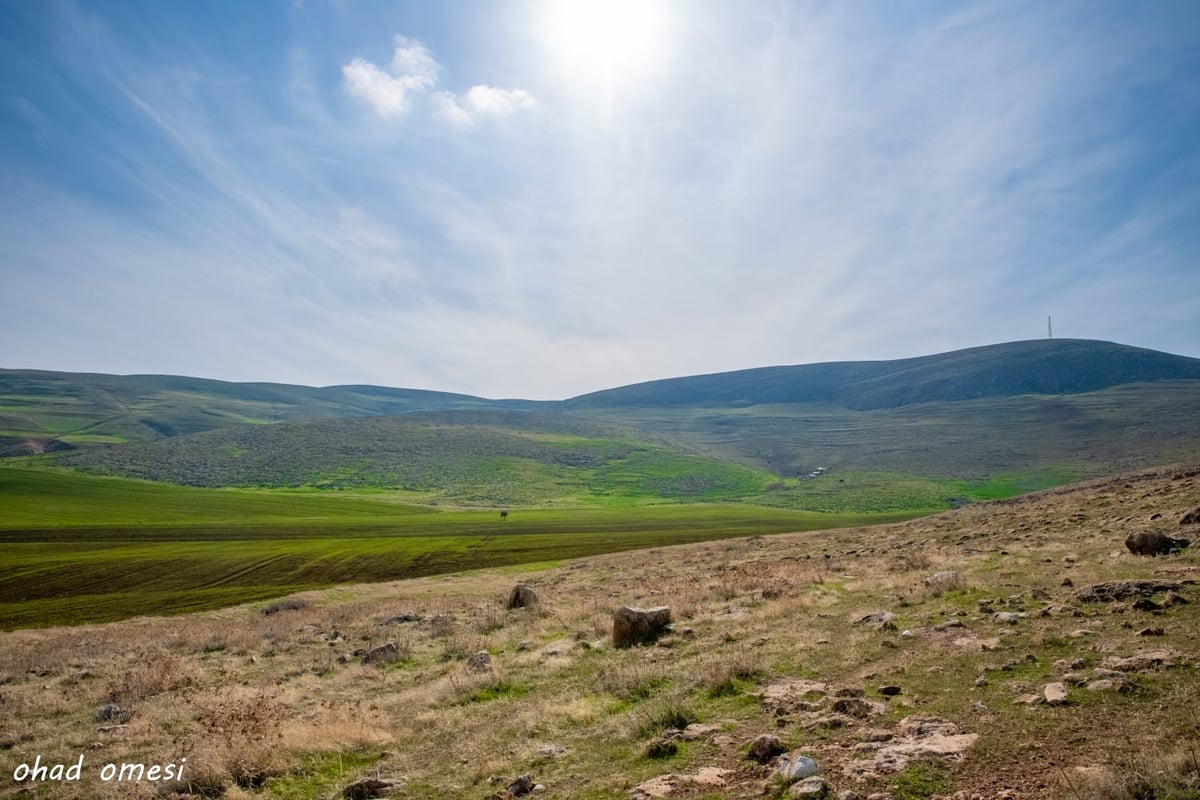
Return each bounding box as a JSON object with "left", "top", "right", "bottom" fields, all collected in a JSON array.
[{"left": 1047, "top": 316, "right": 1053, "bottom": 339}]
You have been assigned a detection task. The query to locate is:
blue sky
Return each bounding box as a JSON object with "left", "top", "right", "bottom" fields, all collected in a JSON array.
[{"left": 1, "top": 1, "right": 1197, "bottom": 399}]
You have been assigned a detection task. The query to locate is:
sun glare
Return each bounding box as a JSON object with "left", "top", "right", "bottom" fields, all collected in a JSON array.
[{"left": 540, "top": 0, "right": 668, "bottom": 88}]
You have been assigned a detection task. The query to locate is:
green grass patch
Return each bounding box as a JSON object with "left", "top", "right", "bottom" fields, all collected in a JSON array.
[{"left": 0, "top": 467, "right": 920, "bottom": 629}]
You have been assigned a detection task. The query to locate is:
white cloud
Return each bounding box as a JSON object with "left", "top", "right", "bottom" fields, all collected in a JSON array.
[
  {"left": 433, "top": 85, "right": 536, "bottom": 128},
  {"left": 342, "top": 35, "right": 438, "bottom": 116}
]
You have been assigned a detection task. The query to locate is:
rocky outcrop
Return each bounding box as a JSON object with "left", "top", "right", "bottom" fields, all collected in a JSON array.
[
  {"left": 507, "top": 584, "right": 539, "bottom": 610},
  {"left": 1125, "top": 530, "right": 1191, "bottom": 556},
  {"left": 612, "top": 606, "right": 671, "bottom": 648}
]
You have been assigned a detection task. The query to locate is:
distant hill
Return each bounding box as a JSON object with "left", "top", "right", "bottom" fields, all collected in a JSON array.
[
  {"left": 0, "top": 369, "right": 542, "bottom": 444},
  {"left": 563, "top": 339, "right": 1200, "bottom": 410},
  {"left": 8, "top": 339, "right": 1200, "bottom": 512}
]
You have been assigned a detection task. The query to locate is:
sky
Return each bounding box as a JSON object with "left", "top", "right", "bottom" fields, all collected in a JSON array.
[{"left": 1, "top": 1, "right": 1197, "bottom": 399}]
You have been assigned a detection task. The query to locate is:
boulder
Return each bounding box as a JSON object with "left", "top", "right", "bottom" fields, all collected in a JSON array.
[
  {"left": 507, "top": 773, "right": 536, "bottom": 797},
  {"left": 507, "top": 584, "right": 540, "bottom": 610},
  {"left": 748, "top": 733, "right": 787, "bottom": 763},
  {"left": 789, "top": 776, "right": 830, "bottom": 797},
  {"left": 1125, "top": 530, "right": 1191, "bottom": 556},
  {"left": 362, "top": 642, "right": 401, "bottom": 666},
  {"left": 612, "top": 606, "right": 672, "bottom": 648},
  {"left": 1043, "top": 682, "right": 1069, "bottom": 706}
]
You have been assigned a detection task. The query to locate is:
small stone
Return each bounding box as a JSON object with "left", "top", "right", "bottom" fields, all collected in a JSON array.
[
  {"left": 1061, "top": 673, "right": 1087, "bottom": 686},
  {"left": 789, "top": 776, "right": 829, "bottom": 797},
  {"left": 993, "top": 612, "right": 1020, "bottom": 624},
  {"left": 535, "top": 744, "right": 566, "bottom": 758},
  {"left": 974, "top": 677, "right": 988, "bottom": 688},
  {"left": 900, "top": 630, "right": 913, "bottom": 638},
  {"left": 777, "top": 753, "right": 820, "bottom": 780},
  {"left": 1043, "top": 682, "right": 1069, "bottom": 706},
  {"left": 507, "top": 773, "right": 536, "bottom": 797},
  {"left": 94, "top": 703, "right": 126, "bottom": 723},
  {"left": 1062, "top": 577, "right": 1074, "bottom": 587},
  {"left": 1137, "top": 627, "right": 1165, "bottom": 637},
  {"left": 748, "top": 733, "right": 786, "bottom": 763},
  {"left": 362, "top": 642, "right": 401, "bottom": 666},
  {"left": 877, "top": 685, "right": 902, "bottom": 697}
]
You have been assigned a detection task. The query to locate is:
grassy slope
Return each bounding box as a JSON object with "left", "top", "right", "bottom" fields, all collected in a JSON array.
[
  {"left": 564, "top": 338, "right": 1200, "bottom": 410},
  {"left": 52, "top": 412, "right": 782, "bottom": 507},
  {"left": 0, "top": 467, "right": 917, "bottom": 629},
  {"left": 0, "top": 465, "right": 1196, "bottom": 800},
  {"left": 0, "top": 368, "right": 539, "bottom": 443},
  {"left": 45, "top": 382, "right": 1200, "bottom": 514}
]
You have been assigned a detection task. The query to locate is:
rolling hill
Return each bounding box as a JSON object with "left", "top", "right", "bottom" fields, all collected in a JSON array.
[
  {"left": 5, "top": 339, "right": 1199, "bottom": 511},
  {"left": 563, "top": 338, "right": 1200, "bottom": 410}
]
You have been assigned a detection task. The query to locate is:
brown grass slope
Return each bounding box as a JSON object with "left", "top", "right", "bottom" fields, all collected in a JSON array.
[{"left": 1, "top": 465, "right": 1198, "bottom": 800}]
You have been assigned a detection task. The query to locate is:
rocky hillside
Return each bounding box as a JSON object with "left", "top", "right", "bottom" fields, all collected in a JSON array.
[{"left": 1, "top": 465, "right": 1198, "bottom": 799}]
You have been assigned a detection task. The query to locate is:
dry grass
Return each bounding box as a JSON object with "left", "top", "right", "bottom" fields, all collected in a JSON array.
[{"left": 1, "top": 464, "right": 1198, "bottom": 799}]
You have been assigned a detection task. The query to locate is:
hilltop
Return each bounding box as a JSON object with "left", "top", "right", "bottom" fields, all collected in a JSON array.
[
  {"left": 1, "top": 464, "right": 1197, "bottom": 799},
  {"left": 563, "top": 339, "right": 1200, "bottom": 410}
]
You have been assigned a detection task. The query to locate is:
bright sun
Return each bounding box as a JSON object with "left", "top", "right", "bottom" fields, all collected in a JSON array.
[{"left": 540, "top": 0, "right": 668, "bottom": 87}]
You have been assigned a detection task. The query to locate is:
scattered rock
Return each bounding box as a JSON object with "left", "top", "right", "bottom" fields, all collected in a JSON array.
[
  {"left": 832, "top": 697, "right": 885, "bottom": 719},
  {"left": 1125, "top": 530, "right": 1191, "bottom": 556},
  {"left": 777, "top": 753, "right": 820, "bottom": 780},
  {"left": 612, "top": 606, "right": 672, "bottom": 648},
  {"left": 362, "top": 642, "right": 402, "bottom": 666},
  {"left": 1054, "top": 658, "right": 1086, "bottom": 672},
  {"left": 1043, "top": 682, "right": 1069, "bottom": 706},
  {"left": 1132, "top": 597, "right": 1164, "bottom": 612},
  {"left": 681, "top": 723, "right": 721, "bottom": 740},
  {"left": 855, "top": 611, "right": 897, "bottom": 630},
  {"left": 507, "top": 773, "right": 536, "bottom": 796},
  {"left": 342, "top": 777, "right": 403, "bottom": 799},
  {"left": 507, "top": 584, "right": 540, "bottom": 610},
  {"left": 993, "top": 612, "right": 1021, "bottom": 624},
  {"left": 94, "top": 703, "right": 128, "bottom": 723},
  {"left": 466, "top": 650, "right": 493, "bottom": 673},
  {"left": 1077, "top": 580, "right": 1182, "bottom": 602},
  {"left": 628, "top": 768, "right": 731, "bottom": 798},
  {"left": 924, "top": 571, "right": 960, "bottom": 589},
  {"left": 1061, "top": 673, "right": 1088, "bottom": 686},
  {"left": 877, "top": 685, "right": 902, "bottom": 697},
  {"left": 385, "top": 611, "right": 420, "bottom": 624},
  {"left": 843, "top": 717, "right": 977, "bottom": 778},
  {"left": 743, "top": 733, "right": 782, "bottom": 763},
  {"left": 1180, "top": 506, "right": 1200, "bottom": 526},
  {"left": 1100, "top": 648, "right": 1187, "bottom": 672},
  {"left": 789, "top": 776, "right": 830, "bottom": 797},
  {"left": 1137, "top": 627, "right": 1165, "bottom": 637},
  {"left": 535, "top": 744, "right": 566, "bottom": 759}
]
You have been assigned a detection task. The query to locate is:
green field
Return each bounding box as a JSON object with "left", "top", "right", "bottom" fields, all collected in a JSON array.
[{"left": 0, "top": 467, "right": 920, "bottom": 629}]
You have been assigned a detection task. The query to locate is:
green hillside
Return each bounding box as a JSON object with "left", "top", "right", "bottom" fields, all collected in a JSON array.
[
  {"left": 55, "top": 412, "right": 778, "bottom": 506},
  {"left": 564, "top": 339, "right": 1200, "bottom": 410},
  {"left": 0, "top": 368, "right": 540, "bottom": 445},
  {"left": 8, "top": 340, "right": 1195, "bottom": 513}
]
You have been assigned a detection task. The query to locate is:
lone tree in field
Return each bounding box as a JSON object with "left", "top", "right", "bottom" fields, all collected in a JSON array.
[{"left": 499, "top": 510, "right": 508, "bottom": 520}]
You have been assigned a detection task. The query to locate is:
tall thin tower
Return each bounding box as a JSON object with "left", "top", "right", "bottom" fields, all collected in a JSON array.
[{"left": 1047, "top": 316, "right": 1053, "bottom": 339}]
